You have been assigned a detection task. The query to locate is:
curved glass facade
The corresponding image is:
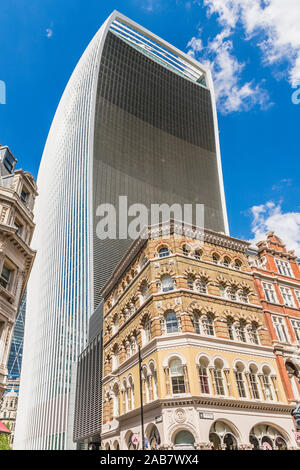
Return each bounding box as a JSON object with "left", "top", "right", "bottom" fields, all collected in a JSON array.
[{"left": 14, "top": 12, "right": 228, "bottom": 449}]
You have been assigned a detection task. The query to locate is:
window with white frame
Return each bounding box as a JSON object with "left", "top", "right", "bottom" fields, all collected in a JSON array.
[
  {"left": 213, "top": 363, "right": 225, "bottom": 396},
  {"left": 187, "top": 275, "right": 194, "bottom": 290},
  {"left": 248, "top": 323, "right": 260, "bottom": 345},
  {"left": 280, "top": 286, "right": 295, "bottom": 307},
  {"left": 238, "top": 289, "right": 249, "bottom": 303},
  {"left": 295, "top": 290, "right": 300, "bottom": 306},
  {"left": 291, "top": 319, "right": 300, "bottom": 344},
  {"left": 198, "top": 358, "right": 210, "bottom": 394},
  {"left": 235, "top": 320, "right": 247, "bottom": 343},
  {"left": 275, "top": 259, "right": 292, "bottom": 277},
  {"left": 249, "top": 365, "right": 260, "bottom": 399},
  {"left": 235, "top": 363, "right": 247, "bottom": 398},
  {"left": 262, "top": 282, "right": 277, "bottom": 303},
  {"left": 272, "top": 316, "right": 289, "bottom": 342},
  {"left": 158, "top": 247, "right": 170, "bottom": 258},
  {"left": 261, "top": 367, "right": 274, "bottom": 401},
  {"left": 161, "top": 275, "right": 174, "bottom": 292},
  {"left": 165, "top": 312, "right": 179, "bottom": 334},
  {"left": 169, "top": 359, "right": 186, "bottom": 394},
  {"left": 193, "top": 312, "right": 201, "bottom": 334},
  {"left": 202, "top": 314, "right": 214, "bottom": 336}
]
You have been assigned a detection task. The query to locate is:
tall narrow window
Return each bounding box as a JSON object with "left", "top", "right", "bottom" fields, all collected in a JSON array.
[
  {"left": 235, "top": 364, "right": 246, "bottom": 398},
  {"left": 235, "top": 320, "right": 247, "bottom": 342},
  {"left": 165, "top": 312, "right": 178, "bottom": 334},
  {"left": 161, "top": 275, "right": 174, "bottom": 292},
  {"left": 144, "top": 317, "right": 152, "bottom": 343},
  {"left": 239, "top": 289, "right": 249, "bottom": 303},
  {"left": 262, "top": 282, "right": 277, "bottom": 303},
  {"left": 249, "top": 366, "right": 260, "bottom": 399},
  {"left": 169, "top": 359, "right": 186, "bottom": 394},
  {"left": 280, "top": 286, "right": 295, "bottom": 307},
  {"left": 223, "top": 257, "right": 231, "bottom": 267},
  {"left": 212, "top": 253, "right": 220, "bottom": 264},
  {"left": 193, "top": 312, "right": 201, "bottom": 334},
  {"left": 275, "top": 259, "right": 292, "bottom": 277},
  {"left": 0, "top": 264, "right": 12, "bottom": 290},
  {"left": 202, "top": 314, "right": 214, "bottom": 336},
  {"left": 194, "top": 250, "right": 202, "bottom": 260},
  {"left": 198, "top": 359, "right": 210, "bottom": 394},
  {"left": 262, "top": 368, "right": 274, "bottom": 401},
  {"left": 248, "top": 323, "right": 259, "bottom": 345},
  {"left": 272, "top": 316, "right": 289, "bottom": 342},
  {"left": 213, "top": 362, "right": 225, "bottom": 395},
  {"left": 182, "top": 245, "right": 190, "bottom": 256},
  {"left": 291, "top": 320, "right": 300, "bottom": 344},
  {"left": 227, "top": 318, "right": 234, "bottom": 340}
]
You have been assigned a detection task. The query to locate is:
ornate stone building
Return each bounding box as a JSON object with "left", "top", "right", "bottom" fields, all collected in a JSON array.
[
  {"left": 0, "top": 145, "right": 37, "bottom": 399},
  {"left": 249, "top": 232, "right": 300, "bottom": 431},
  {"left": 0, "top": 389, "right": 18, "bottom": 447},
  {"left": 101, "top": 222, "right": 298, "bottom": 450}
]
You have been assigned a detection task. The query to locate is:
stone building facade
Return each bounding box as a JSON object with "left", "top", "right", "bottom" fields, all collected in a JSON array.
[
  {"left": 0, "top": 389, "right": 18, "bottom": 447},
  {"left": 0, "top": 145, "right": 37, "bottom": 399},
  {"left": 249, "top": 232, "right": 300, "bottom": 430},
  {"left": 101, "top": 222, "right": 298, "bottom": 450}
]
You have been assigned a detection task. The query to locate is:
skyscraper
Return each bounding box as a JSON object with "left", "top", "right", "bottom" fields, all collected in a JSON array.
[
  {"left": 15, "top": 11, "right": 228, "bottom": 449},
  {"left": 7, "top": 293, "right": 26, "bottom": 381}
]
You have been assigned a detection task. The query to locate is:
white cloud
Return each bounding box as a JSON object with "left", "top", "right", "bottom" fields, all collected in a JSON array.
[
  {"left": 203, "top": 0, "right": 300, "bottom": 86},
  {"left": 45, "top": 28, "right": 53, "bottom": 38},
  {"left": 187, "top": 27, "right": 270, "bottom": 113},
  {"left": 248, "top": 201, "right": 300, "bottom": 256}
]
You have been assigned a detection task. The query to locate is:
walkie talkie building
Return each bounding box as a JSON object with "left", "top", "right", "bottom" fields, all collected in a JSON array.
[{"left": 14, "top": 11, "right": 228, "bottom": 449}]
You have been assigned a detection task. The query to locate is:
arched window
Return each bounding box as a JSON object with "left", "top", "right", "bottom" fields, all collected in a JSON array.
[
  {"left": 209, "top": 421, "right": 238, "bottom": 450},
  {"left": 213, "top": 360, "right": 225, "bottom": 395},
  {"left": 112, "top": 316, "right": 119, "bottom": 335},
  {"left": 223, "top": 256, "right": 231, "bottom": 267},
  {"left": 143, "top": 316, "right": 152, "bottom": 344},
  {"left": 235, "top": 320, "right": 247, "bottom": 342},
  {"left": 127, "top": 376, "right": 134, "bottom": 411},
  {"left": 169, "top": 359, "right": 186, "bottom": 394},
  {"left": 198, "top": 357, "right": 210, "bottom": 394},
  {"left": 112, "top": 383, "right": 119, "bottom": 418},
  {"left": 219, "top": 283, "right": 226, "bottom": 298},
  {"left": 235, "top": 363, "right": 247, "bottom": 398},
  {"left": 250, "top": 425, "right": 288, "bottom": 450},
  {"left": 187, "top": 275, "right": 194, "bottom": 290},
  {"left": 194, "top": 249, "right": 202, "bottom": 260},
  {"left": 158, "top": 247, "right": 170, "bottom": 258},
  {"left": 202, "top": 314, "right": 214, "bottom": 336},
  {"left": 149, "top": 426, "right": 161, "bottom": 449},
  {"left": 195, "top": 278, "right": 207, "bottom": 294},
  {"left": 212, "top": 253, "right": 220, "bottom": 264},
  {"left": 165, "top": 312, "right": 178, "bottom": 334},
  {"left": 248, "top": 322, "right": 259, "bottom": 344},
  {"left": 174, "top": 430, "right": 195, "bottom": 450},
  {"left": 193, "top": 312, "right": 201, "bottom": 334},
  {"left": 262, "top": 366, "right": 274, "bottom": 401},
  {"left": 161, "top": 275, "right": 174, "bottom": 292},
  {"left": 140, "top": 281, "right": 149, "bottom": 302},
  {"left": 112, "top": 345, "right": 119, "bottom": 370},
  {"left": 249, "top": 365, "right": 260, "bottom": 399},
  {"left": 227, "top": 287, "right": 237, "bottom": 301},
  {"left": 239, "top": 289, "right": 249, "bottom": 303},
  {"left": 149, "top": 362, "right": 158, "bottom": 400},
  {"left": 234, "top": 260, "right": 242, "bottom": 270}
]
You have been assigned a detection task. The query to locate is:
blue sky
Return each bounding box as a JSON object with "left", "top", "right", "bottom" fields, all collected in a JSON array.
[{"left": 0, "top": 0, "right": 299, "bottom": 252}]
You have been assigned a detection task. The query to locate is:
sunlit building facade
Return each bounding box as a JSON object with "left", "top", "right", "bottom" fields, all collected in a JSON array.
[{"left": 14, "top": 11, "right": 228, "bottom": 449}]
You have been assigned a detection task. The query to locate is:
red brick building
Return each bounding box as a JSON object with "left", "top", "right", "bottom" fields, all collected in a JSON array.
[{"left": 249, "top": 232, "right": 300, "bottom": 407}]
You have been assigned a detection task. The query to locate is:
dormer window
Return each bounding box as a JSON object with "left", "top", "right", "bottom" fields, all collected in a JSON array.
[
  {"left": 3, "top": 152, "right": 15, "bottom": 173},
  {"left": 0, "top": 264, "right": 12, "bottom": 290}
]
